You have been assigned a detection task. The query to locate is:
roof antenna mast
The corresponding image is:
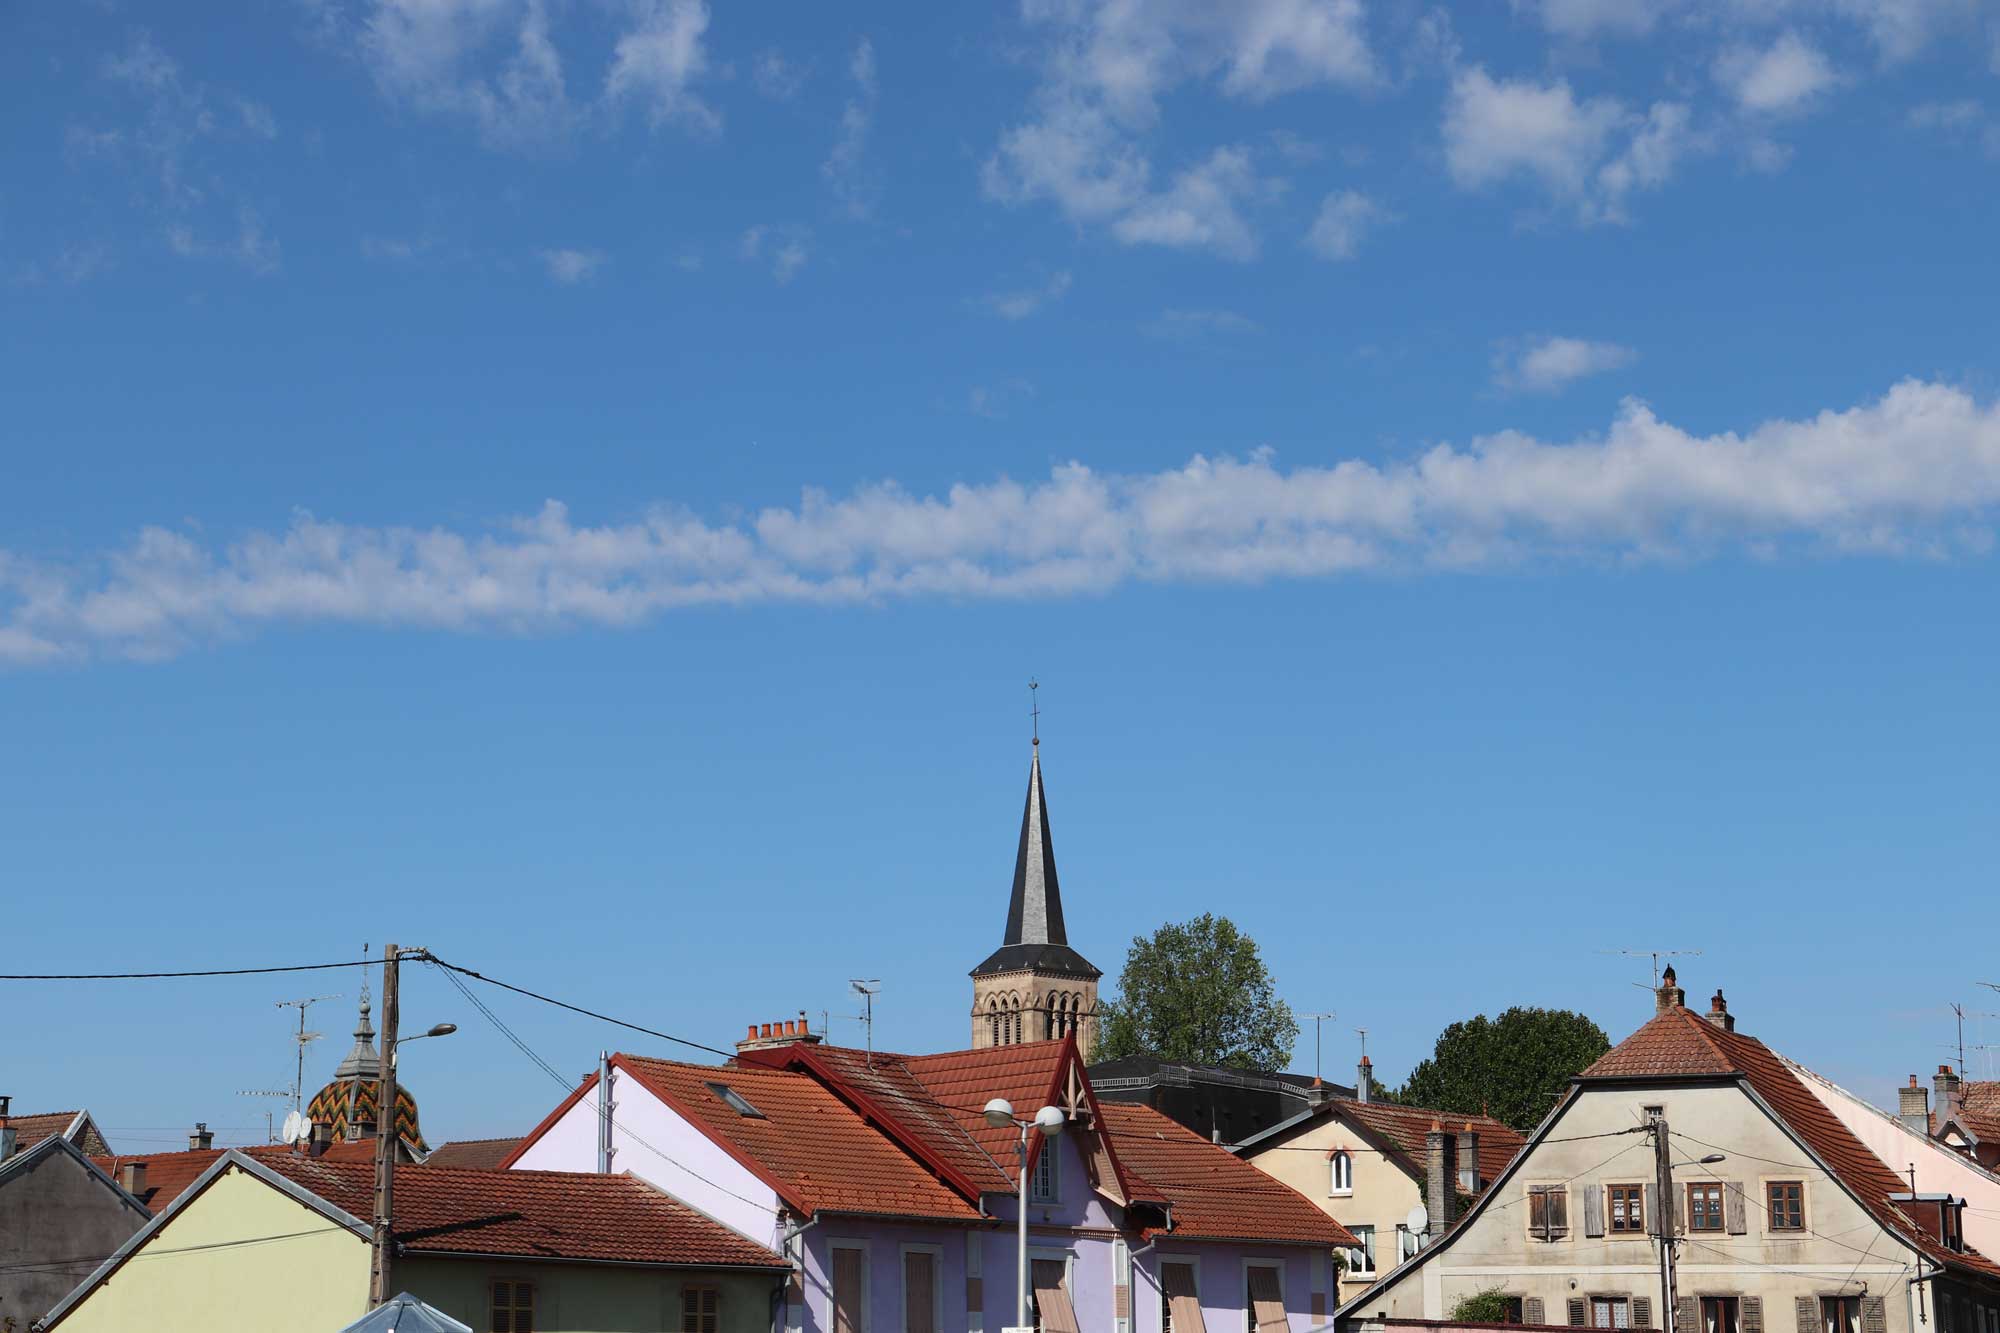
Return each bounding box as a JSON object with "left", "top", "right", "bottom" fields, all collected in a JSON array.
[
  {"left": 851, "top": 979, "right": 881, "bottom": 1068},
  {"left": 276, "top": 993, "right": 341, "bottom": 1112},
  {"left": 1599, "top": 948, "right": 1704, "bottom": 988}
]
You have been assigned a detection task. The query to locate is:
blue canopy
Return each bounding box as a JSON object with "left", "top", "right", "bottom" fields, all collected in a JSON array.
[{"left": 338, "top": 1292, "right": 475, "bottom": 1333}]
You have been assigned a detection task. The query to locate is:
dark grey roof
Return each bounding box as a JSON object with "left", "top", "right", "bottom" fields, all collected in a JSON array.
[{"left": 971, "top": 747, "right": 1100, "bottom": 980}]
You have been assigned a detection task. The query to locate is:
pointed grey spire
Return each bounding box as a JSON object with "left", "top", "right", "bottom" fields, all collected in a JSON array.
[
  {"left": 972, "top": 745, "right": 1100, "bottom": 980},
  {"left": 333, "top": 989, "right": 380, "bottom": 1082}
]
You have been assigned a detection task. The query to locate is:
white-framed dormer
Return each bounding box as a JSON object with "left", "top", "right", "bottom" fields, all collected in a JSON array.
[
  {"left": 898, "top": 1242, "right": 945, "bottom": 1333},
  {"left": 1240, "top": 1257, "right": 1287, "bottom": 1333}
]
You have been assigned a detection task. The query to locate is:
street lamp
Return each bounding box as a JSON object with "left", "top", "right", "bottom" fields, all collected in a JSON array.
[
  {"left": 984, "top": 1098, "right": 1065, "bottom": 1333},
  {"left": 389, "top": 1023, "right": 458, "bottom": 1068}
]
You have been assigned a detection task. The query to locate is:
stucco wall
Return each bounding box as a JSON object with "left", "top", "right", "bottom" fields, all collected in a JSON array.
[
  {"left": 45, "top": 1163, "right": 371, "bottom": 1333},
  {"left": 1348, "top": 1084, "right": 1919, "bottom": 1333},
  {"left": 1129, "top": 1243, "right": 1326, "bottom": 1333},
  {"left": 401, "top": 1257, "right": 782, "bottom": 1333},
  {"left": 1242, "top": 1114, "right": 1425, "bottom": 1301},
  {"left": 0, "top": 1148, "right": 146, "bottom": 1327}
]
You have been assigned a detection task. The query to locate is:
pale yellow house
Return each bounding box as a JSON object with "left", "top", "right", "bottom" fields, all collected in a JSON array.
[
  {"left": 39, "top": 1150, "right": 788, "bottom": 1333},
  {"left": 1235, "top": 1084, "right": 1523, "bottom": 1306}
]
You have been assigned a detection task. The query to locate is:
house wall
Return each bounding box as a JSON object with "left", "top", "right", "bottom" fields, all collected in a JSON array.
[
  {"left": 1129, "top": 1243, "right": 1328, "bottom": 1333},
  {"left": 0, "top": 1149, "right": 146, "bottom": 1327},
  {"left": 509, "top": 1070, "right": 788, "bottom": 1251},
  {"left": 1347, "top": 1084, "right": 1919, "bottom": 1333},
  {"left": 1242, "top": 1116, "right": 1425, "bottom": 1302},
  {"left": 400, "top": 1257, "right": 782, "bottom": 1333},
  {"left": 44, "top": 1163, "right": 371, "bottom": 1333}
]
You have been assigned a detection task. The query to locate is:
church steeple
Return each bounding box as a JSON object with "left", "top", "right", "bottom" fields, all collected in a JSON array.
[{"left": 971, "top": 726, "right": 1101, "bottom": 1053}]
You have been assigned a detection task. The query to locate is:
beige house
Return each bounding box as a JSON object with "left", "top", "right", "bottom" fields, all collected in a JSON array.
[
  {"left": 1235, "top": 1072, "right": 1524, "bottom": 1304},
  {"left": 1337, "top": 973, "right": 2000, "bottom": 1333}
]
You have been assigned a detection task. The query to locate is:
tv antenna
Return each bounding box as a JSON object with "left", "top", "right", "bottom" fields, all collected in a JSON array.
[
  {"left": 851, "top": 980, "right": 881, "bottom": 1066},
  {"left": 1303, "top": 1012, "right": 1335, "bottom": 1085},
  {"left": 276, "top": 994, "right": 341, "bottom": 1112},
  {"left": 239, "top": 1088, "right": 292, "bottom": 1143},
  {"left": 1599, "top": 948, "right": 1703, "bottom": 988}
]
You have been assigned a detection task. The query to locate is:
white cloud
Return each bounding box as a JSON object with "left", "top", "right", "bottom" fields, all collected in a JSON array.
[
  {"left": 983, "top": 270, "right": 1073, "bottom": 320},
  {"left": 822, "top": 39, "right": 878, "bottom": 218},
  {"left": 740, "top": 225, "right": 810, "bottom": 283},
  {"left": 162, "top": 206, "right": 282, "bottom": 275},
  {"left": 603, "top": 0, "right": 718, "bottom": 134},
  {"left": 1521, "top": 0, "right": 1971, "bottom": 61},
  {"left": 1442, "top": 67, "right": 1696, "bottom": 222},
  {"left": 1109, "top": 146, "right": 1267, "bottom": 260},
  {"left": 1715, "top": 32, "right": 1839, "bottom": 116},
  {"left": 540, "top": 247, "right": 605, "bottom": 283},
  {"left": 1495, "top": 335, "right": 1638, "bottom": 393},
  {"left": 11, "top": 379, "right": 2000, "bottom": 664},
  {"left": 1906, "top": 99, "right": 2000, "bottom": 155},
  {"left": 1303, "top": 189, "right": 1386, "bottom": 260},
  {"left": 363, "top": 0, "right": 575, "bottom": 147}
]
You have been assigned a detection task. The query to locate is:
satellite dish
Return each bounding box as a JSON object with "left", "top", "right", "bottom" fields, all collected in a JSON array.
[
  {"left": 1405, "top": 1203, "right": 1429, "bottom": 1236},
  {"left": 281, "top": 1110, "right": 306, "bottom": 1144}
]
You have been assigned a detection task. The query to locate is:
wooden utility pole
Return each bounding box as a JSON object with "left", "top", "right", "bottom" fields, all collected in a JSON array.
[
  {"left": 1652, "top": 1116, "right": 1678, "bottom": 1333},
  {"left": 369, "top": 942, "right": 400, "bottom": 1308}
]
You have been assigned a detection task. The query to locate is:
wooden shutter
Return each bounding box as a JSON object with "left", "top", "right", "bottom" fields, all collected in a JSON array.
[
  {"left": 1569, "top": 1298, "right": 1589, "bottom": 1326},
  {"left": 1248, "top": 1266, "right": 1285, "bottom": 1333},
  {"left": 1677, "top": 1297, "right": 1697, "bottom": 1333},
  {"left": 1634, "top": 1298, "right": 1653, "bottom": 1329},
  {"left": 1530, "top": 1187, "right": 1551, "bottom": 1239},
  {"left": 1549, "top": 1187, "right": 1571, "bottom": 1238},
  {"left": 1862, "top": 1298, "right": 1886, "bottom": 1333},
  {"left": 1527, "top": 1299, "right": 1546, "bottom": 1326},
  {"left": 1725, "top": 1183, "right": 1749, "bottom": 1236},
  {"left": 1794, "top": 1298, "right": 1817, "bottom": 1333},
  {"left": 1743, "top": 1297, "right": 1763, "bottom": 1333},
  {"left": 1033, "top": 1260, "right": 1080, "bottom": 1333},
  {"left": 905, "top": 1253, "right": 937, "bottom": 1333},
  {"left": 1164, "top": 1263, "right": 1207, "bottom": 1333},
  {"left": 1584, "top": 1186, "right": 1606, "bottom": 1237},
  {"left": 834, "top": 1249, "right": 866, "bottom": 1333}
]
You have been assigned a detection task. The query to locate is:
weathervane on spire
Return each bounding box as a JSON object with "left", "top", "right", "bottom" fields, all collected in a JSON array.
[{"left": 1029, "top": 679, "right": 1040, "bottom": 748}]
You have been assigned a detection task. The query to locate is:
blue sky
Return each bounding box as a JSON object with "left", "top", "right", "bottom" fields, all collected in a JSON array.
[{"left": 6, "top": 0, "right": 2000, "bottom": 1150}]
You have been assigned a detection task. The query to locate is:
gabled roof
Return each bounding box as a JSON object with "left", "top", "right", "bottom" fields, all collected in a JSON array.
[
  {"left": 6, "top": 1109, "right": 110, "bottom": 1156},
  {"left": 1954, "top": 1082, "right": 2000, "bottom": 1145},
  {"left": 94, "top": 1139, "right": 378, "bottom": 1214},
  {"left": 1580, "top": 1005, "right": 1740, "bottom": 1078},
  {"left": 423, "top": 1137, "right": 524, "bottom": 1170},
  {"left": 1235, "top": 1096, "right": 1524, "bottom": 1190},
  {"left": 1097, "top": 1101, "right": 1357, "bottom": 1247},
  {"left": 973, "top": 747, "right": 1099, "bottom": 980},
  {"left": 0, "top": 1131, "right": 152, "bottom": 1220}
]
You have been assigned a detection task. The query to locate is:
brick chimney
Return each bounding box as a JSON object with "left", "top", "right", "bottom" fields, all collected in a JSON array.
[
  {"left": 1655, "top": 966, "right": 1686, "bottom": 1014},
  {"left": 1898, "top": 1076, "right": 1931, "bottom": 1135},
  {"left": 189, "top": 1122, "right": 214, "bottom": 1151},
  {"left": 1935, "top": 1065, "right": 1963, "bottom": 1130},
  {"left": 1425, "top": 1119, "right": 1460, "bottom": 1238},
  {"left": 0, "top": 1095, "right": 14, "bottom": 1162},
  {"left": 1703, "top": 990, "right": 1735, "bottom": 1033},
  {"left": 121, "top": 1160, "right": 148, "bottom": 1195},
  {"left": 310, "top": 1119, "right": 333, "bottom": 1158},
  {"left": 1456, "top": 1123, "right": 1481, "bottom": 1194},
  {"left": 1357, "top": 1055, "right": 1373, "bottom": 1104},
  {"left": 736, "top": 1014, "right": 824, "bottom": 1055}
]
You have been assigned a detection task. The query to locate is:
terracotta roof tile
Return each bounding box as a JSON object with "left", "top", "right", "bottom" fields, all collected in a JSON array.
[
  {"left": 255, "top": 1156, "right": 788, "bottom": 1267},
  {"left": 1330, "top": 1099, "right": 1527, "bottom": 1188},
  {"left": 1581, "top": 1008, "right": 1738, "bottom": 1078},
  {"left": 423, "top": 1138, "right": 524, "bottom": 1170},
  {"left": 1099, "top": 1102, "right": 1357, "bottom": 1248},
  {"left": 8, "top": 1112, "right": 85, "bottom": 1151},
  {"left": 95, "top": 1141, "right": 377, "bottom": 1214}
]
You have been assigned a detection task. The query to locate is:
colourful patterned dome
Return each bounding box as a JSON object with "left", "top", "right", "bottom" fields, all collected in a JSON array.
[{"left": 306, "top": 992, "right": 426, "bottom": 1153}]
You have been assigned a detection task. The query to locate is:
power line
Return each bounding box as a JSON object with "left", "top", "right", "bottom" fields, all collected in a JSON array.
[
  {"left": 418, "top": 952, "right": 733, "bottom": 1059},
  {"left": 0, "top": 959, "right": 375, "bottom": 980},
  {"left": 0, "top": 1226, "right": 350, "bottom": 1277}
]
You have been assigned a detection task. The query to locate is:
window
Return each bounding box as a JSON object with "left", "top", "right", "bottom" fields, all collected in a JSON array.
[
  {"left": 1643, "top": 1106, "right": 1665, "bottom": 1124},
  {"left": 833, "top": 1246, "right": 868, "bottom": 1333},
  {"left": 1590, "top": 1298, "right": 1631, "bottom": 1329},
  {"left": 1398, "top": 1225, "right": 1422, "bottom": 1262},
  {"left": 490, "top": 1280, "right": 535, "bottom": 1333},
  {"left": 1161, "top": 1262, "right": 1202, "bottom": 1333},
  {"left": 1687, "top": 1182, "right": 1725, "bottom": 1232},
  {"left": 683, "top": 1287, "right": 721, "bottom": 1333},
  {"left": 903, "top": 1253, "right": 939, "bottom": 1333},
  {"left": 1823, "top": 1297, "right": 1861, "bottom": 1333},
  {"left": 1347, "top": 1225, "right": 1376, "bottom": 1276},
  {"left": 705, "top": 1082, "right": 766, "bottom": 1119},
  {"left": 1499, "top": 1298, "right": 1525, "bottom": 1325},
  {"left": 1700, "top": 1297, "right": 1739, "bottom": 1333},
  {"left": 1329, "top": 1151, "right": 1352, "bottom": 1196},
  {"left": 1609, "top": 1185, "right": 1646, "bottom": 1235},
  {"left": 1528, "top": 1186, "right": 1570, "bottom": 1241},
  {"left": 1031, "top": 1144, "right": 1059, "bottom": 1202},
  {"left": 1767, "top": 1181, "right": 1803, "bottom": 1232},
  {"left": 1246, "top": 1265, "right": 1285, "bottom": 1333}
]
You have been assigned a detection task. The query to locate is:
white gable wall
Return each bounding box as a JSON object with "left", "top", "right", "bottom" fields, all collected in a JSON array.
[{"left": 510, "top": 1072, "right": 786, "bottom": 1250}]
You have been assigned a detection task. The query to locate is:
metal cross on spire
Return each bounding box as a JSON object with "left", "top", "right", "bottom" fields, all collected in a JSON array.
[{"left": 1029, "top": 678, "right": 1040, "bottom": 747}]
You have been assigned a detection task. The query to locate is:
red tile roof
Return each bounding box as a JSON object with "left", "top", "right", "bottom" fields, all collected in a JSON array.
[
  {"left": 1954, "top": 1083, "right": 2000, "bottom": 1144},
  {"left": 423, "top": 1137, "right": 523, "bottom": 1170},
  {"left": 95, "top": 1140, "right": 378, "bottom": 1214},
  {"left": 8, "top": 1111, "right": 107, "bottom": 1155},
  {"left": 1583, "top": 1003, "right": 2000, "bottom": 1283},
  {"left": 615, "top": 1053, "right": 983, "bottom": 1222},
  {"left": 253, "top": 1156, "right": 789, "bottom": 1267},
  {"left": 1330, "top": 1099, "right": 1527, "bottom": 1189},
  {"left": 1099, "top": 1102, "right": 1357, "bottom": 1247},
  {"left": 900, "top": 1040, "right": 1070, "bottom": 1175}
]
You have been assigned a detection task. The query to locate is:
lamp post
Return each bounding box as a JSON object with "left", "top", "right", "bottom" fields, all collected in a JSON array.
[{"left": 984, "top": 1098, "right": 1065, "bottom": 1333}]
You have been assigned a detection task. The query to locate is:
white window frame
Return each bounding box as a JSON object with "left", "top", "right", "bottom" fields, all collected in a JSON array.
[
  {"left": 1328, "top": 1151, "right": 1353, "bottom": 1197},
  {"left": 1240, "top": 1258, "right": 1286, "bottom": 1333},
  {"left": 1157, "top": 1253, "right": 1202, "bottom": 1333},
  {"left": 1395, "top": 1224, "right": 1422, "bottom": 1264},
  {"left": 1031, "top": 1140, "right": 1060, "bottom": 1203},
  {"left": 1345, "top": 1225, "right": 1376, "bottom": 1278},
  {"left": 899, "top": 1244, "right": 945, "bottom": 1333},
  {"left": 830, "top": 1239, "right": 872, "bottom": 1333}
]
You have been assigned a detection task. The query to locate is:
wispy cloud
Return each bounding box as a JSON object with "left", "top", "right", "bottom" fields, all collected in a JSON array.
[
  {"left": 822, "top": 38, "right": 878, "bottom": 218},
  {"left": 603, "top": 0, "right": 719, "bottom": 136},
  {"left": 740, "top": 224, "right": 809, "bottom": 283},
  {"left": 982, "top": 270, "right": 1073, "bottom": 321},
  {"left": 1495, "top": 334, "right": 1637, "bottom": 392},
  {"left": 752, "top": 49, "right": 805, "bottom": 100},
  {"left": 1141, "top": 308, "right": 1261, "bottom": 339},
  {"left": 1303, "top": 189, "right": 1387, "bottom": 260},
  {"left": 21, "top": 380, "right": 1989, "bottom": 665},
  {"left": 540, "top": 247, "right": 606, "bottom": 283},
  {"left": 1714, "top": 32, "right": 1839, "bottom": 117}
]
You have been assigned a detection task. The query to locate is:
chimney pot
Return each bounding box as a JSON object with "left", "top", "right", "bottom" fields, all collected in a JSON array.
[
  {"left": 1701, "top": 989, "right": 1735, "bottom": 1032},
  {"left": 1655, "top": 969, "right": 1687, "bottom": 1014},
  {"left": 747, "top": 1024, "right": 759, "bottom": 1040},
  {"left": 1357, "top": 1055, "right": 1372, "bottom": 1104},
  {"left": 1898, "top": 1077, "right": 1931, "bottom": 1136},
  {"left": 189, "top": 1122, "right": 214, "bottom": 1151},
  {"left": 121, "top": 1161, "right": 148, "bottom": 1195}
]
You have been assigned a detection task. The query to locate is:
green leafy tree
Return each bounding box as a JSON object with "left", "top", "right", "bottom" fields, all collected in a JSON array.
[
  {"left": 1095, "top": 914, "right": 1298, "bottom": 1071},
  {"left": 1397, "top": 1007, "right": 1609, "bottom": 1134}
]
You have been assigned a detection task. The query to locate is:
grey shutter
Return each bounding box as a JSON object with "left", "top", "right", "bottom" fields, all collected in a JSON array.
[
  {"left": 1725, "top": 1183, "right": 1748, "bottom": 1235},
  {"left": 1645, "top": 1185, "right": 1660, "bottom": 1237},
  {"left": 1527, "top": 1299, "right": 1546, "bottom": 1326},
  {"left": 1743, "top": 1296, "right": 1764, "bottom": 1333},
  {"left": 1584, "top": 1186, "right": 1606, "bottom": 1237},
  {"left": 1862, "top": 1298, "right": 1886, "bottom": 1333},
  {"left": 1634, "top": 1298, "right": 1653, "bottom": 1330},
  {"left": 1794, "top": 1298, "right": 1818, "bottom": 1333},
  {"left": 1677, "top": 1298, "right": 1697, "bottom": 1333},
  {"left": 1569, "top": 1298, "right": 1589, "bottom": 1327}
]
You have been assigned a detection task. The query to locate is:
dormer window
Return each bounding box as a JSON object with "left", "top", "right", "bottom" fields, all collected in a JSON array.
[
  {"left": 1943, "top": 1198, "right": 1965, "bottom": 1252},
  {"left": 704, "top": 1082, "right": 765, "bottom": 1119}
]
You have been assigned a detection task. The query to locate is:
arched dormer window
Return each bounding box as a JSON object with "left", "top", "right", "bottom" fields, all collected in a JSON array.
[{"left": 1329, "top": 1150, "right": 1353, "bottom": 1196}]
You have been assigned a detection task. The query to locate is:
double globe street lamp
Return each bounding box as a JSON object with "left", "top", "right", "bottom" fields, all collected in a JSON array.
[{"left": 984, "top": 1098, "right": 1066, "bottom": 1333}]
